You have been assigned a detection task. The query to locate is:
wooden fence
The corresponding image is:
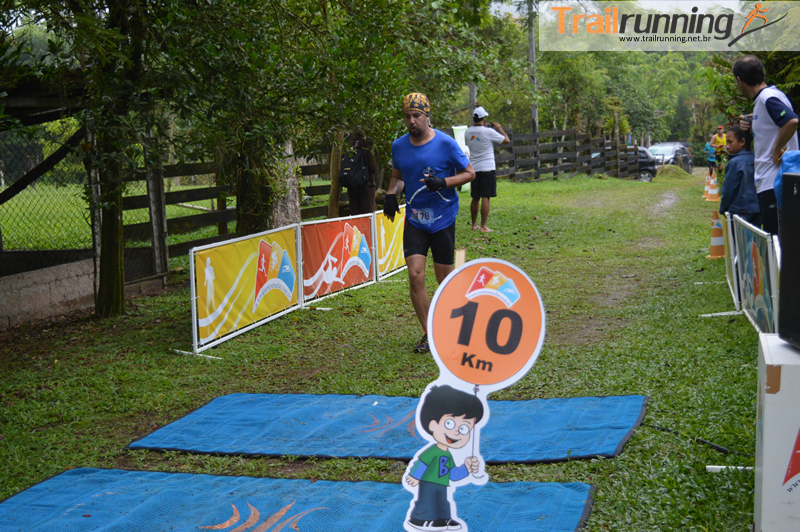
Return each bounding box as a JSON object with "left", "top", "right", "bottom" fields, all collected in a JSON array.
[
  {"left": 2, "top": 126, "right": 639, "bottom": 282},
  {"left": 483, "top": 127, "right": 638, "bottom": 182},
  {"left": 114, "top": 127, "right": 641, "bottom": 282},
  {"left": 121, "top": 162, "right": 231, "bottom": 281},
  {"left": 294, "top": 128, "right": 640, "bottom": 224}
]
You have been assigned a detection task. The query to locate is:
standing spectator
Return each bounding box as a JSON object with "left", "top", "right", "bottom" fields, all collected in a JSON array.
[
  {"left": 345, "top": 130, "right": 379, "bottom": 215},
  {"left": 720, "top": 125, "right": 761, "bottom": 227},
  {"left": 734, "top": 54, "right": 799, "bottom": 234},
  {"left": 703, "top": 134, "right": 717, "bottom": 180},
  {"left": 713, "top": 125, "right": 727, "bottom": 167},
  {"left": 464, "top": 106, "right": 509, "bottom": 233},
  {"left": 383, "top": 93, "right": 475, "bottom": 353}
]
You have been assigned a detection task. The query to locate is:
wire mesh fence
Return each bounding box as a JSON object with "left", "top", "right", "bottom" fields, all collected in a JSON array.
[
  {"left": 0, "top": 119, "right": 93, "bottom": 276},
  {"left": 1, "top": 122, "right": 325, "bottom": 278}
]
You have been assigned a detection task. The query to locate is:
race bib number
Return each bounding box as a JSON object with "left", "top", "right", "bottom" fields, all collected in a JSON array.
[{"left": 411, "top": 208, "right": 435, "bottom": 225}]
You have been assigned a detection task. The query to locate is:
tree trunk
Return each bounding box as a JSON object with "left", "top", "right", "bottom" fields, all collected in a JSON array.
[
  {"left": 328, "top": 131, "right": 344, "bottom": 218},
  {"left": 235, "top": 160, "right": 264, "bottom": 236},
  {"left": 614, "top": 111, "right": 621, "bottom": 177},
  {"left": 96, "top": 174, "right": 125, "bottom": 317},
  {"left": 84, "top": 139, "right": 102, "bottom": 305},
  {"left": 469, "top": 82, "right": 477, "bottom": 123},
  {"left": 266, "top": 141, "right": 301, "bottom": 228},
  {"left": 234, "top": 145, "right": 301, "bottom": 235}
]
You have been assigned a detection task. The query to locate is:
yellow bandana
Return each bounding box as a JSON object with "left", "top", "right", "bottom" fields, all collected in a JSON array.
[{"left": 402, "top": 93, "right": 430, "bottom": 116}]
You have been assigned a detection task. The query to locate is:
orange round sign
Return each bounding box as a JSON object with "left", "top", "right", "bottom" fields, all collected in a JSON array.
[{"left": 428, "top": 259, "right": 545, "bottom": 387}]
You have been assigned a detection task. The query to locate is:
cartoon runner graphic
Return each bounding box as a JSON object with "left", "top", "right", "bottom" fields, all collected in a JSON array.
[
  {"left": 742, "top": 2, "right": 769, "bottom": 32},
  {"left": 204, "top": 257, "right": 216, "bottom": 314}
]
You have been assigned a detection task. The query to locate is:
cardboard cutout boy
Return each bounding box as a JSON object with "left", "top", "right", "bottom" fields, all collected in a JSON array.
[
  {"left": 404, "top": 385, "right": 484, "bottom": 531},
  {"left": 403, "top": 259, "right": 545, "bottom": 532}
]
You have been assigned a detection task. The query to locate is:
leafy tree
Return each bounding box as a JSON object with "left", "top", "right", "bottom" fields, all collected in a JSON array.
[
  {"left": 2, "top": 0, "right": 184, "bottom": 316},
  {"left": 2, "top": 0, "right": 486, "bottom": 316},
  {"left": 537, "top": 51, "right": 608, "bottom": 134},
  {"left": 456, "top": 12, "right": 531, "bottom": 132}
]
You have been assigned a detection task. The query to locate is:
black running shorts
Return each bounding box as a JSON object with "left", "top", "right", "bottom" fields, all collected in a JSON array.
[
  {"left": 471, "top": 170, "right": 497, "bottom": 199},
  {"left": 403, "top": 220, "right": 456, "bottom": 265}
]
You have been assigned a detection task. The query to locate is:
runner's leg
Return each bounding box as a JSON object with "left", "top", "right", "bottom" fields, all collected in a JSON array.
[{"left": 407, "top": 254, "right": 430, "bottom": 330}]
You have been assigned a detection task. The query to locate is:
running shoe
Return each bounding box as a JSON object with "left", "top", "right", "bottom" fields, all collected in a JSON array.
[{"left": 414, "top": 333, "right": 430, "bottom": 353}]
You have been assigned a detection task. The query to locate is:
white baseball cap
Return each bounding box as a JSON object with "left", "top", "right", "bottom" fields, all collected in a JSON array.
[{"left": 473, "top": 106, "right": 489, "bottom": 119}]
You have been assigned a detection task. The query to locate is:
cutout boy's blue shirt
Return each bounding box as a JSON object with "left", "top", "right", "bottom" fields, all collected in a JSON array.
[{"left": 392, "top": 130, "right": 470, "bottom": 233}]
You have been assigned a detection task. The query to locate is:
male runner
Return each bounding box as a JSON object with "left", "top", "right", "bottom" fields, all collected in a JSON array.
[{"left": 383, "top": 93, "right": 475, "bottom": 353}]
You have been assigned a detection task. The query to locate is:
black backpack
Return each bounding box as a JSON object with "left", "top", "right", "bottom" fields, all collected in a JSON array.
[{"left": 339, "top": 148, "right": 370, "bottom": 188}]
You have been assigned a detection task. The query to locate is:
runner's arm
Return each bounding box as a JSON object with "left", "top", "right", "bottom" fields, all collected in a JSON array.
[
  {"left": 388, "top": 167, "right": 405, "bottom": 195},
  {"left": 443, "top": 163, "right": 475, "bottom": 188}
]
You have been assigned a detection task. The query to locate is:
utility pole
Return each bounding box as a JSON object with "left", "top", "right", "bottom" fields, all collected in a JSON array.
[
  {"left": 528, "top": 0, "right": 539, "bottom": 135},
  {"left": 469, "top": 82, "right": 477, "bottom": 124},
  {"left": 528, "top": 0, "right": 540, "bottom": 178}
]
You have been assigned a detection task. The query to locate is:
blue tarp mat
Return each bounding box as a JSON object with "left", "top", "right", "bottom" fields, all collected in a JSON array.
[
  {"left": 0, "top": 468, "right": 594, "bottom": 532},
  {"left": 129, "top": 393, "right": 647, "bottom": 463}
]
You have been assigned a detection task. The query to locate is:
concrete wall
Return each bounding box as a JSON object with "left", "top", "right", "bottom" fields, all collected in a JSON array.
[
  {"left": 0, "top": 260, "right": 165, "bottom": 329},
  {"left": 0, "top": 259, "right": 95, "bottom": 329}
]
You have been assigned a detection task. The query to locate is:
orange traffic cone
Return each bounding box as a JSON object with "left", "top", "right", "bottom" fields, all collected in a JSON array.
[
  {"left": 706, "top": 177, "right": 720, "bottom": 202},
  {"left": 707, "top": 210, "right": 725, "bottom": 259},
  {"left": 703, "top": 174, "right": 710, "bottom": 198}
]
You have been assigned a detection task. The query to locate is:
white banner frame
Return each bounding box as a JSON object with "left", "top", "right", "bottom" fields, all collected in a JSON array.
[
  {"left": 188, "top": 224, "right": 302, "bottom": 356},
  {"left": 721, "top": 213, "right": 741, "bottom": 311},
  {"left": 771, "top": 235, "right": 780, "bottom": 331},
  {"left": 732, "top": 215, "right": 778, "bottom": 333},
  {"left": 183, "top": 205, "right": 415, "bottom": 355}
]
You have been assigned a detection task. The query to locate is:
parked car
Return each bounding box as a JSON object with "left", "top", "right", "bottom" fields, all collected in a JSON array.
[
  {"left": 636, "top": 146, "right": 657, "bottom": 182},
  {"left": 589, "top": 146, "right": 657, "bottom": 181},
  {"left": 647, "top": 142, "right": 694, "bottom": 173}
]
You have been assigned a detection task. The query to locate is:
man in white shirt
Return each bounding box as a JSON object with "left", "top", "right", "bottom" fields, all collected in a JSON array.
[
  {"left": 463, "top": 106, "right": 509, "bottom": 233},
  {"left": 734, "top": 55, "right": 799, "bottom": 234}
]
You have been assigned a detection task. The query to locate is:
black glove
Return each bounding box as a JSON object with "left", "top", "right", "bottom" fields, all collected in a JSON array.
[
  {"left": 384, "top": 194, "right": 399, "bottom": 221},
  {"left": 424, "top": 174, "right": 447, "bottom": 192}
]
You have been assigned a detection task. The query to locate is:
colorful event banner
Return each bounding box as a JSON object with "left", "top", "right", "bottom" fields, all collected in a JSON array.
[
  {"left": 733, "top": 215, "right": 778, "bottom": 333},
  {"left": 301, "top": 214, "right": 375, "bottom": 302},
  {"left": 377, "top": 206, "right": 406, "bottom": 279},
  {"left": 720, "top": 213, "right": 740, "bottom": 311},
  {"left": 191, "top": 226, "right": 300, "bottom": 351}
]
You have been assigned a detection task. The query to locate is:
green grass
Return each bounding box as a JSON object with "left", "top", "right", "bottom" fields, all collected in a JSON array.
[{"left": 0, "top": 170, "right": 757, "bottom": 530}]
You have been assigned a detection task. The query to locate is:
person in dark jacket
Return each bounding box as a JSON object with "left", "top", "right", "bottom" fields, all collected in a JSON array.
[
  {"left": 720, "top": 125, "right": 761, "bottom": 227},
  {"left": 346, "top": 130, "right": 379, "bottom": 215}
]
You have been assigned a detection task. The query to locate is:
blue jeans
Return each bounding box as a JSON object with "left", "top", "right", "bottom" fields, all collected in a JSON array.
[{"left": 410, "top": 481, "right": 451, "bottom": 521}]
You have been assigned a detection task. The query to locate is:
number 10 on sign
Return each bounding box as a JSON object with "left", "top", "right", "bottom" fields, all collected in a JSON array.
[{"left": 429, "top": 259, "right": 545, "bottom": 391}]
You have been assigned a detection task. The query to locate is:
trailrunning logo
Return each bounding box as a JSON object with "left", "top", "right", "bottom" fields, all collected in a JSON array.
[{"left": 539, "top": 1, "right": 800, "bottom": 51}]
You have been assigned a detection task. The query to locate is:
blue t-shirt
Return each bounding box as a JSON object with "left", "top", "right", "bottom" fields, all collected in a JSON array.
[
  {"left": 704, "top": 142, "right": 715, "bottom": 162},
  {"left": 392, "top": 130, "right": 470, "bottom": 233}
]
